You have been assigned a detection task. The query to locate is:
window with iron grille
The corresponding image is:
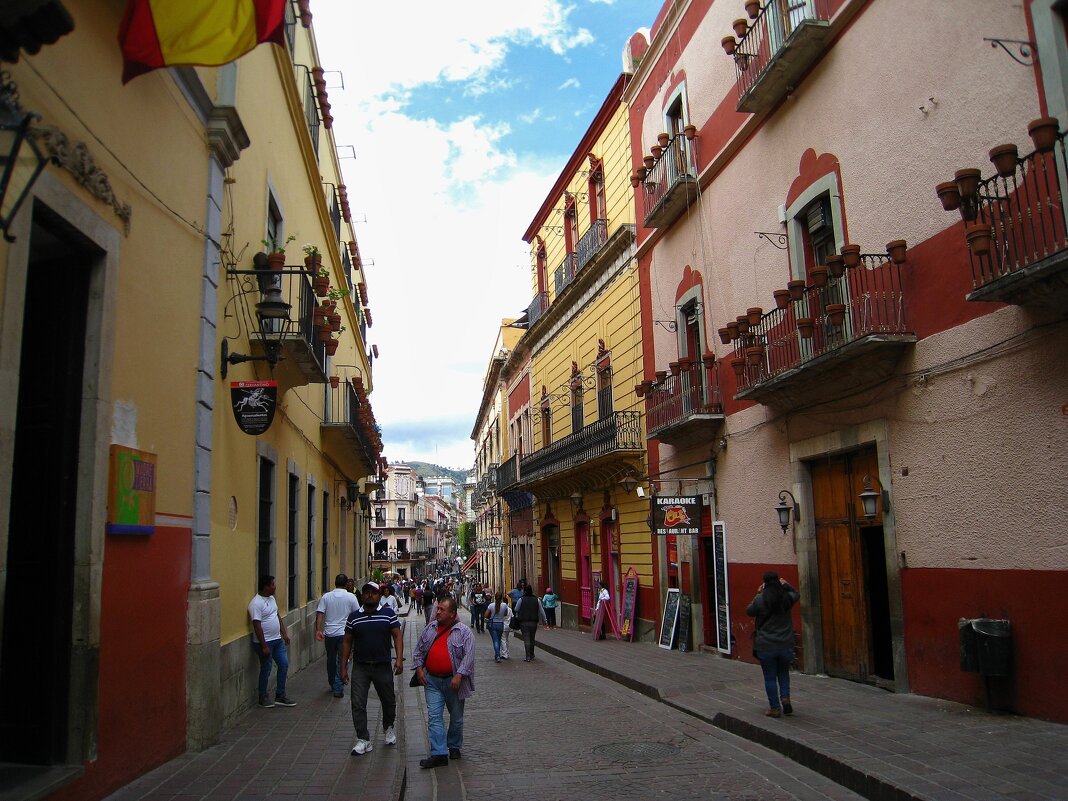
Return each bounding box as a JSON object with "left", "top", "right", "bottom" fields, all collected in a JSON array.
[
  {"left": 303, "top": 72, "right": 320, "bottom": 159},
  {"left": 321, "top": 490, "right": 330, "bottom": 587},
  {"left": 288, "top": 474, "right": 299, "bottom": 609},
  {"left": 571, "top": 386, "right": 584, "bottom": 433},
  {"left": 375, "top": 507, "right": 386, "bottom": 527},
  {"left": 307, "top": 484, "right": 316, "bottom": 602},
  {"left": 258, "top": 457, "right": 275, "bottom": 591},
  {"left": 597, "top": 368, "right": 613, "bottom": 419},
  {"left": 284, "top": 0, "right": 296, "bottom": 53},
  {"left": 541, "top": 405, "right": 552, "bottom": 447}
]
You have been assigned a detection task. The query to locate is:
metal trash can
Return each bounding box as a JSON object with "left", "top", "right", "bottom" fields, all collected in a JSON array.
[
  {"left": 959, "top": 618, "right": 980, "bottom": 672},
  {"left": 972, "top": 618, "right": 1012, "bottom": 676}
]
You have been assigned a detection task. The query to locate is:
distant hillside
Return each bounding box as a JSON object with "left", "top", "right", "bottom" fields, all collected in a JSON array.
[{"left": 404, "top": 461, "right": 469, "bottom": 486}]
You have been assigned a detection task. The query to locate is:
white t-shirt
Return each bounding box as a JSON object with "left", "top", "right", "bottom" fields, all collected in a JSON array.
[
  {"left": 249, "top": 593, "right": 281, "bottom": 642},
  {"left": 379, "top": 594, "right": 399, "bottom": 612},
  {"left": 316, "top": 588, "right": 359, "bottom": 637},
  {"left": 595, "top": 587, "right": 610, "bottom": 611}
]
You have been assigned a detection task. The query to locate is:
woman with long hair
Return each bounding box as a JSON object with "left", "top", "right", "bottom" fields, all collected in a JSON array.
[
  {"left": 484, "top": 591, "right": 512, "bottom": 663},
  {"left": 746, "top": 571, "right": 800, "bottom": 718}
]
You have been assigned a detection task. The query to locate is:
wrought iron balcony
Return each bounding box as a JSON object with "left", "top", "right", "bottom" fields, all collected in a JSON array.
[
  {"left": 943, "top": 124, "right": 1068, "bottom": 308},
  {"left": 517, "top": 411, "right": 643, "bottom": 490},
  {"left": 732, "top": 251, "right": 915, "bottom": 406},
  {"left": 527, "top": 291, "right": 549, "bottom": 326},
  {"left": 576, "top": 219, "right": 608, "bottom": 270},
  {"left": 248, "top": 270, "right": 327, "bottom": 386},
  {"left": 645, "top": 362, "right": 724, "bottom": 445},
  {"left": 321, "top": 379, "right": 378, "bottom": 480},
  {"left": 731, "top": 0, "right": 831, "bottom": 114},
  {"left": 553, "top": 253, "right": 578, "bottom": 296},
  {"left": 642, "top": 135, "right": 699, "bottom": 229},
  {"left": 497, "top": 454, "right": 519, "bottom": 492}
]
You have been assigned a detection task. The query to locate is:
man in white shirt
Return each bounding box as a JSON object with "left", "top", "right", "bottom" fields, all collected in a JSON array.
[
  {"left": 316, "top": 573, "right": 360, "bottom": 698},
  {"left": 248, "top": 575, "right": 296, "bottom": 708}
]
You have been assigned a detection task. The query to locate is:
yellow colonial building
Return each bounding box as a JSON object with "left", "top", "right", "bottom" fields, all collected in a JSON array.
[
  {"left": 498, "top": 74, "right": 653, "bottom": 635},
  {"left": 0, "top": 3, "right": 379, "bottom": 798}
]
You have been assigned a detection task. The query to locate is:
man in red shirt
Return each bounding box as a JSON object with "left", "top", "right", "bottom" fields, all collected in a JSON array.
[{"left": 411, "top": 596, "right": 475, "bottom": 768}]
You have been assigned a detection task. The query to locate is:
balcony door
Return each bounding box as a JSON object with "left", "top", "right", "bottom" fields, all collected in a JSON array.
[
  {"left": 812, "top": 447, "right": 893, "bottom": 685},
  {"left": 577, "top": 522, "right": 592, "bottom": 622}
]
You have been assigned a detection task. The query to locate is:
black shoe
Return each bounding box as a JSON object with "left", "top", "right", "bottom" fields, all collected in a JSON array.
[
  {"left": 420, "top": 755, "right": 449, "bottom": 769},
  {"left": 449, "top": 748, "right": 462, "bottom": 760}
]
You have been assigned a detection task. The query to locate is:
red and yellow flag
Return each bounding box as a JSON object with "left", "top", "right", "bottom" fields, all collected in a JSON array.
[{"left": 119, "top": 0, "right": 286, "bottom": 83}]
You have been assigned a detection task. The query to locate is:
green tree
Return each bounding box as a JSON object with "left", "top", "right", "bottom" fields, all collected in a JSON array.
[{"left": 457, "top": 521, "right": 474, "bottom": 557}]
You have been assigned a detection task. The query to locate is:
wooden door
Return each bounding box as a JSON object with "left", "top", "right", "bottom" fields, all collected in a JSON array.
[
  {"left": 812, "top": 454, "right": 870, "bottom": 680},
  {"left": 578, "top": 523, "right": 592, "bottom": 621}
]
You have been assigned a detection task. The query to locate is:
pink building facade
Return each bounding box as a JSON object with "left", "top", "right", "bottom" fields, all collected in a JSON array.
[{"left": 628, "top": 0, "right": 1068, "bottom": 721}]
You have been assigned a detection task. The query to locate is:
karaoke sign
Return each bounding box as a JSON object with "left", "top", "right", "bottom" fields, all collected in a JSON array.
[{"left": 651, "top": 496, "right": 702, "bottom": 536}]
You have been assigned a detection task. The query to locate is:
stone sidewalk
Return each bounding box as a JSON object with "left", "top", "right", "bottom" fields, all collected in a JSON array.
[{"left": 536, "top": 627, "right": 1068, "bottom": 801}]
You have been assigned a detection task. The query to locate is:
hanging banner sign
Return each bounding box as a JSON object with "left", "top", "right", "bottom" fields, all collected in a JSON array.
[
  {"left": 231, "top": 380, "right": 278, "bottom": 435},
  {"left": 651, "top": 496, "right": 702, "bottom": 536}
]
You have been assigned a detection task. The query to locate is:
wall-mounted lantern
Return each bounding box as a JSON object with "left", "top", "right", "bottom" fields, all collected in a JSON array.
[
  {"left": 0, "top": 73, "right": 48, "bottom": 242},
  {"left": 859, "top": 475, "right": 881, "bottom": 519},
  {"left": 774, "top": 489, "right": 799, "bottom": 534}
]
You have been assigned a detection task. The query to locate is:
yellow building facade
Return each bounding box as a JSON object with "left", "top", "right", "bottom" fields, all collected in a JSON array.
[{"left": 0, "top": 3, "right": 379, "bottom": 798}]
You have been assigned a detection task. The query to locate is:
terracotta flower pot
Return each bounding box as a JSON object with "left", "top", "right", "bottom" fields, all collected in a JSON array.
[
  {"left": 746, "top": 306, "right": 763, "bottom": 326},
  {"left": 325, "top": 338, "right": 339, "bottom": 356},
  {"left": 773, "top": 289, "right": 791, "bottom": 310},
  {"left": 730, "top": 358, "right": 746, "bottom": 379},
  {"left": 267, "top": 252, "right": 285, "bottom": 271},
  {"left": 745, "top": 0, "right": 761, "bottom": 19},
  {"left": 637, "top": 167, "right": 648, "bottom": 180},
  {"left": 721, "top": 36, "right": 737, "bottom": 56},
  {"left": 726, "top": 321, "right": 740, "bottom": 340},
  {"left": 965, "top": 223, "right": 993, "bottom": 256},
  {"left": 810, "top": 266, "right": 829, "bottom": 287},
  {"left": 657, "top": 132, "right": 671, "bottom": 147},
  {"left": 718, "top": 326, "right": 733, "bottom": 344},
  {"left": 643, "top": 155, "right": 656, "bottom": 170},
  {"left": 669, "top": 360, "right": 682, "bottom": 376},
  {"left": 988, "top": 143, "right": 1019, "bottom": 178},
  {"left": 630, "top": 175, "right": 641, "bottom": 188},
  {"left": 826, "top": 254, "right": 845, "bottom": 277},
  {"left": 329, "top": 311, "right": 342, "bottom": 331},
  {"left": 304, "top": 254, "right": 322, "bottom": 271},
  {"left": 840, "top": 244, "right": 861, "bottom": 268},
  {"left": 936, "top": 181, "right": 961, "bottom": 211},
  {"left": 655, "top": 370, "right": 668, "bottom": 383},
  {"left": 651, "top": 145, "right": 663, "bottom": 159},
  {"left": 330, "top": 376, "right": 340, "bottom": 388},
  {"left": 797, "top": 317, "right": 815, "bottom": 338},
  {"left": 736, "top": 315, "right": 750, "bottom": 335},
  {"left": 788, "top": 279, "right": 806, "bottom": 301},
  {"left": 642, "top": 380, "right": 655, "bottom": 394},
  {"left": 313, "top": 276, "right": 329, "bottom": 297},
  {"left": 733, "top": 18, "right": 749, "bottom": 38},
  {"left": 826, "top": 303, "right": 846, "bottom": 327},
  {"left": 954, "top": 168, "right": 982, "bottom": 199},
  {"left": 634, "top": 383, "right": 646, "bottom": 398},
  {"left": 702, "top": 355, "right": 717, "bottom": 368},
  {"left": 318, "top": 325, "right": 333, "bottom": 343},
  {"left": 683, "top": 124, "right": 697, "bottom": 140},
  {"left": 745, "top": 344, "right": 764, "bottom": 366},
  {"left": 1028, "top": 116, "right": 1060, "bottom": 153},
  {"left": 886, "top": 240, "right": 907, "bottom": 264}
]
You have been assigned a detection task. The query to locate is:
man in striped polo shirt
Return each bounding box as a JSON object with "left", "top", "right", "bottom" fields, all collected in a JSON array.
[{"left": 340, "top": 581, "right": 404, "bottom": 755}]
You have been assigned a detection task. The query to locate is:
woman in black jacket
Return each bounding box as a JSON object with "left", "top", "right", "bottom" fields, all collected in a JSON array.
[{"left": 746, "top": 571, "right": 800, "bottom": 718}]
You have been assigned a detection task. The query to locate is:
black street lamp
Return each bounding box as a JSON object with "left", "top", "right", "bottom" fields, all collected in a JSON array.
[{"left": 0, "top": 72, "right": 48, "bottom": 242}]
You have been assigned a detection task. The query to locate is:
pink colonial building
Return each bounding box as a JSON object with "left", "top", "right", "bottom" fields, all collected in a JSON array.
[{"left": 627, "top": 0, "right": 1068, "bottom": 722}]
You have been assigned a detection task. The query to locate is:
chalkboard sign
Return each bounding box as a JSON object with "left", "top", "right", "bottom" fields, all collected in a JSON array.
[
  {"left": 658, "top": 588, "right": 680, "bottom": 650},
  {"left": 620, "top": 568, "right": 639, "bottom": 641},
  {"left": 678, "top": 594, "right": 692, "bottom": 652},
  {"left": 712, "top": 521, "right": 731, "bottom": 654}
]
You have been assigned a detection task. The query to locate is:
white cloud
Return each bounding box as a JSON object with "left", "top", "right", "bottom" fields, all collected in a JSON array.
[
  {"left": 558, "top": 77, "right": 581, "bottom": 90},
  {"left": 519, "top": 108, "right": 543, "bottom": 124},
  {"left": 311, "top": 1, "right": 583, "bottom": 467}
]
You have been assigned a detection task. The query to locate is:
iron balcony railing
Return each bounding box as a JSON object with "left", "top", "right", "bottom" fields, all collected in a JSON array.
[
  {"left": 259, "top": 270, "right": 327, "bottom": 371},
  {"left": 576, "top": 219, "right": 608, "bottom": 271},
  {"left": 962, "top": 129, "right": 1068, "bottom": 296},
  {"left": 324, "top": 379, "right": 377, "bottom": 465},
  {"left": 553, "top": 253, "right": 578, "bottom": 297},
  {"left": 519, "top": 411, "right": 643, "bottom": 485},
  {"left": 645, "top": 362, "right": 722, "bottom": 434},
  {"left": 300, "top": 69, "right": 320, "bottom": 159},
  {"left": 733, "top": 0, "right": 831, "bottom": 103},
  {"left": 527, "top": 291, "right": 549, "bottom": 326},
  {"left": 730, "top": 253, "right": 909, "bottom": 392},
  {"left": 497, "top": 454, "right": 519, "bottom": 491},
  {"left": 641, "top": 134, "right": 698, "bottom": 223}
]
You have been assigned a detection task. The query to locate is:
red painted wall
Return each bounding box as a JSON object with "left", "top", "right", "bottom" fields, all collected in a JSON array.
[
  {"left": 55, "top": 523, "right": 191, "bottom": 801},
  {"left": 729, "top": 562, "right": 804, "bottom": 668}
]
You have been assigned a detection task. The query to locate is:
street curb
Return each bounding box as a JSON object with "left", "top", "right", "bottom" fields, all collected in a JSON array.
[{"left": 537, "top": 638, "right": 919, "bottom": 801}]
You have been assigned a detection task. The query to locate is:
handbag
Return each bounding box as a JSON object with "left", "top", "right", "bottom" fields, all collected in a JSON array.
[
  {"left": 409, "top": 670, "right": 422, "bottom": 687},
  {"left": 509, "top": 614, "right": 522, "bottom": 630}
]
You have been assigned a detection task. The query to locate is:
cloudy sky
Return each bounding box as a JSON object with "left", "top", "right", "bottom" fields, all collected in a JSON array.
[{"left": 312, "top": 0, "right": 652, "bottom": 470}]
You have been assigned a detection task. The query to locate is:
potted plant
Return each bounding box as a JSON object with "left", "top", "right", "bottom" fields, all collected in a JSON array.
[
  {"left": 840, "top": 244, "right": 861, "bottom": 268},
  {"left": 788, "top": 279, "right": 806, "bottom": 301},
  {"left": 317, "top": 324, "right": 333, "bottom": 343},
  {"left": 733, "top": 18, "right": 749, "bottom": 38},
  {"left": 826, "top": 303, "right": 846, "bottom": 327},
  {"left": 745, "top": 343, "right": 765, "bottom": 366},
  {"left": 826, "top": 254, "right": 845, "bottom": 277},
  {"left": 314, "top": 268, "right": 330, "bottom": 297},
  {"left": 302, "top": 243, "right": 322, "bottom": 270},
  {"left": 736, "top": 315, "right": 750, "bottom": 335},
  {"left": 721, "top": 36, "right": 737, "bottom": 56},
  {"left": 641, "top": 379, "right": 655, "bottom": 395},
  {"left": 773, "top": 289, "right": 791, "bottom": 309},
  {"left": 730, "top": 358, "right": 746, "bottom": 379},
  {"left": 669, "top": 360, "right": 682, "bottom": 376},
  {"left": 634, "top": 383, "right": 646, "bottom": 398},
  {"left": 651, "top": 144, "right": 663, "bottom": 159},
  {"left": 936, "top": 181, "right": 961, "bottom": 211},
  {"left": 655, "top": 370, "right": 668, "bottom": 383},
  {"left": 1028, "top": 116, "right": 1060, "bottom": 153},
  {"left": 718, "top": 326, "right": 733, "bottom": 344},
  {"left": 988, "top": 144, "right": 1019, "bottom": 177},
  {"left": 886, "top": 240, "right": 908, "bottom": 264},
  {"left": 330, "top": 375, "right": 340, "bottom": 388},
  {"left": 797, "top": 317, "right": 815, "bottom": 338},
  {"left": 683, "top": 124, "right": 697, "bottom": 140},
  {"left": 745, "top": 0, "right": 761, "bottom": 19},
  {"left": 328, "top": 309, "right": 342, "bottom": 331},
  {"left": 325, "top": 337, "right": 339, "bottom": 356},
  {"left": 954, "top": 168, "right": 982, "bottom": 200},
  {"left": 262, "top": 234, "right": 296, "bottom": 270},
  {"left": 657, "top": 132, "right": 671, "bottom": 147},
  {"left": 702, "top": 354, "right": 717, "bottom": 368},
  {"left": 746, "top": 306, "right": 763, "bottom": 326},
  {"left": 726, "top": 321, "right": 740, "bottom": 340},
  {"left": 810, "top": 265, "right": 829, "bottom": 287},
  {"left": 965, "top": 223, "right": 993, "bottom": 256},
  {"left": 643, "top": 155, "right": 656, "bottom": 170},
  {"left": 630, "top": 174, "right": 641, "bottom": 188}
]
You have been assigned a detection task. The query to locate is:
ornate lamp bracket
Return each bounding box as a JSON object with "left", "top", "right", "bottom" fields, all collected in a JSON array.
[{"left": 983, "top": 37, "right": 1037, "bottom": 67}]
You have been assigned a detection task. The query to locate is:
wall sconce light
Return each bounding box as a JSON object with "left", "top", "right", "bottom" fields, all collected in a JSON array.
[
  {"left": 619, "top": 473, "right": 639, "bottom": 494},
  {"left": 774, "top": 489, "right": 799, "bottom": 533},
  {"left": 570, "top": 491, "right": 583, "bottom": 511},
  {"left": 221, "top": 254, "right": 292, "bottom": 379},
  {"left": 859, "top": 475, "right": 881, "bottom": 519},
  {"left": 0, "top": 72, "right": 49, "bottom": 242}
]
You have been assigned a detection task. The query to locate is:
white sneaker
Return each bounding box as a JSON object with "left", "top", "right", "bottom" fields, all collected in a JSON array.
[
  {"left": 384, "top": 726, "right": 397, "bottom": 745},
  {"left": 351, "top": 738, "right": 373, "bottom": 755}
]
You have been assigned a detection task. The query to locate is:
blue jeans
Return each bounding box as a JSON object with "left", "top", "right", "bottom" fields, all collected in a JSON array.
[
  {"left": 488, "top": 622, "right": 503, "bottom": 659},
  {"left": 756, "top": 647, "right": 793, "bottom": 708},
  {"left": 324, "top": 635, "right": 344, "bottom": 692},
  {"left": 257, "top": 638, "right": 289, "bottom": 698},
  {"left": 423, "top": 673, "right": 464, "bottom": 756}
]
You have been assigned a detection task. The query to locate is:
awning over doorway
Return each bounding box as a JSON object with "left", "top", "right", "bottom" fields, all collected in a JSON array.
[{"left": 460, "top": 550, "right": 483, "bottom": 574}]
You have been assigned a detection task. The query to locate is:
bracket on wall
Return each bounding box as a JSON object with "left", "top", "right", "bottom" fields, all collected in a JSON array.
[
  {"left": 755, "top": 231, "right": 788, "bottom": 250},
  {"left": 653, "top": 320, "right": 678, "bottom": 332},
  {"left": 983, "top": 37, "right": 1037, "bottom": 66}
]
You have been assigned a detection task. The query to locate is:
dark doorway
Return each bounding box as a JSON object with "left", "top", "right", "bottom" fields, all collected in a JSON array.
[
  {"left": 1, "top": 214, "right": 94, "bottom": 764},
  {"left": 861, "top": 526, "right": 894, "bottom": 681}
]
